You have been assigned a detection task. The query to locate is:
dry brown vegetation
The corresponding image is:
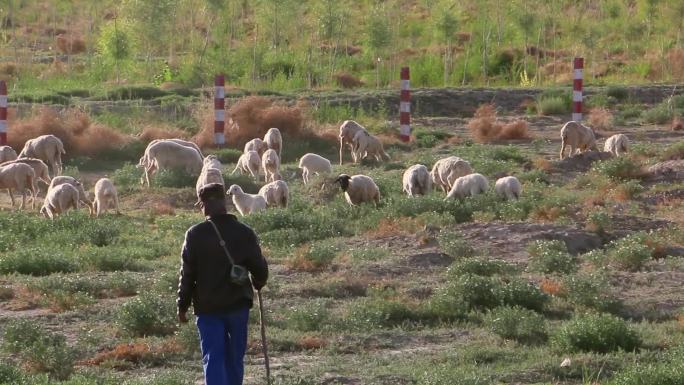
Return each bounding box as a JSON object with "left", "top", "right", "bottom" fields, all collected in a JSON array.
[
  {"left": 83, "top": 340, "right": 180, "bottom": 367},
  {"left": 467, "top": 104, "right": 530, "bottom": 143},
  {"left": 334, "top": 72, "right": 364, "bottom": 89},
  {"left": 672, "top": 116, "right": 683, "bottom": 131},
  {"left": 8, "top": 108, "right": 129, "bottom": 157},
  {"left": 138, "top": 125, "right": 189, "bottom": 142},
  {"left": 588, "top": 107, "right": 614, "bottom": 131},
  {"left": 540, "top": 278, "right": 564, "bottom": 296},
  {"left": 55, "top": 35, "right": 86, "bottom": 54}
]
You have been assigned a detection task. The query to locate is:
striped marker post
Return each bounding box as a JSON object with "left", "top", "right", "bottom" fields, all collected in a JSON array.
[
  {"left": 0, "top": 80, "right": 7, "bottom": 145},
  {"left": 214, "top": 75, "right": 225, "bottom": 146},
  {"left": 572, "top": 57, "right": 583, "bottom": 122},
  {"left": 400, "top": 67, "right": 411, "bottom": 143}
]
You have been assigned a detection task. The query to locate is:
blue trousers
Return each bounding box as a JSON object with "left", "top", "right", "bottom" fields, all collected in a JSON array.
[{"left": 196, "top": 307, "right": 250, "bottom": 385}]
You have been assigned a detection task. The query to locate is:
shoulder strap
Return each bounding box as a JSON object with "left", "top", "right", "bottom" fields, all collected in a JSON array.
[{"left": 207, "top": 219, "right": 236, "bottom": 266}]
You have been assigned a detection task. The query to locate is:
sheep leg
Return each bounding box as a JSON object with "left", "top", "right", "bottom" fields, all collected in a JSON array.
[
  {"left": 93, "top": 200, "right": 99, "bottom": 217},
  {"left": 559, "top": 140, "right": 567, "bottom": 159},
  {"left": 19, "top": 190, "right": 25, "bottom": 210},
  {"left": 114, "top": 195, "right": 121, "bottom": 215},
  {"left": 8, "top": 189, "right": 15, "bottom": 207},
  {"left": 302, "top": 169, "right": 309, "bottom": 185},
  {"left": 339, "top": 138, "right": 344, "bottom": 165}
]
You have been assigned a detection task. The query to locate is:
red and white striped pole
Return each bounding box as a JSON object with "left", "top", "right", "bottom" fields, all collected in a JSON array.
[
  {"left": 214, "top": 75, "right": 225, "bottom": 146},
  {"left": 572, "top": 57, "right": 583, "bottom": 122},
  {"left": 0, "top": 80, "right": 7, "bottom": 145},
  {"left": 400, "top": 67, "right": 411, "bottom": 143}
]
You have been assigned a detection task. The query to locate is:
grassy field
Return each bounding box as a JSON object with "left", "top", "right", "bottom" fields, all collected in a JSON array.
[{"left": 0, "top": 86, "right": 683, "bottom": 384}]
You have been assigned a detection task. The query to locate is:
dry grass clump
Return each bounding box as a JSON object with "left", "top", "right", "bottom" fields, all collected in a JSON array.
[
  {"left": 540, "top": 278, "right": 564, "bottom": 296},
  {"left": 334, "top": 72, "right": 364, "bottom": 89},
  {"left": 0, "top": 62, "right": 17, "bottom": 77},
  {"left": 83, "top": 340, "right": 180, "bottom": 367},
  {"left": 467, "top": 104, "right": 530, "bottom": 143},
  {"left": 8, "top": 108, "right": 129, "bottom": 157},
  {"left": 533, "top": 157, "right": 553, "bottom": 172},
  {"left": 587, "top": 107, "right": 614, "bottom": 131},
  {"left": 138, "top": 125, "right": 188, "bottom": 142},
  {"left": 298, "top": 336, "right": 327, "bottom": 350},
  {"left": 56, "top": 35, "right": 86, "bottom": 54},
  {"left": 194, "top": 96, "right": 305, "bottom": 149},
  {"left": 672, "top": 116, "right": 683, "bottom": 131},
  {"left": 667, "top": 48, "right": 684, "bottom": 80}
]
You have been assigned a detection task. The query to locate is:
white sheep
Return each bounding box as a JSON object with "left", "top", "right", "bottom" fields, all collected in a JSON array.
[
  {"left": 1, "top": 157, "right": 51, "bottom": 203},
  {"left": 196, "top": 167, "right": 225, "bottom": 196},
  {"left": 49, "top": 176, "right": 93, "bottom": 215},
  {"left": 18, "top": 134, "right": 65, "bottom": 177},
  {"left": 261, "top": 149, "right": 281, "bottom": 183},
  {"left": 352, "top": 130, "right": 390, "bottom": 163},
  {"left": 402, "top": 164, "right": 432, "bottom": 197},
  {"left": 203, "top": 154, "right": 222, "bottom": 171},
  {"left": 264, "top": 128, "right": 283, "bottom": 158},
  {"left": 0, "top": 162, "right": 36, "bottom": 210},
  {"left": 146, "top": 138, "right": 203, "bottom": 158},
  {"left": 603, "top": 134, "right": 629, "bottom": 157},
  {"left": 258, "top": 180, "right": 289, "bottom": 208},
  {"left": 430, "top": 156, "right": 474, "bottom": 194},
  {"left": 334, "top": 173, "right": 381, "bottom": 206},
  {"left": 298, "top": 153, "right": 332, "bottom": 185},
  {"left": 445, "top": 173, "right": 489, "bottom": 199},
  {"left": 40, "top": 183, "right": 79, "bottom": 219},
  {"left": 0, "top": 146, "right": 17, "bottom": 163},
  {"left": 93, "top": 178, "right": 120, "bottom": 217},
  {"left": 137, "top": 140, "right": 203, "bottom": 186},
  {"left": 559, "top": 121, "right": 598, "bottom": 159},
  {"left": 232, "top": 150, "right": 262, "bottom": 181},
  {"left": 244, "top": 138, "right": 268, "bottom": 157},
  {"left": 494, "top": 176, "right": 522, "bottom": 200},
  {"left": 226, "top": 184, "right": 267, "bottom": 216},
  {"left": 339, "top": 120, "right": 367, "bottom": 165}
]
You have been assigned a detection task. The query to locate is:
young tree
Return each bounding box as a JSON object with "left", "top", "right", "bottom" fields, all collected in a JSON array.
[
  {"left": 97, "top": 18, "right": 133, "bottom": 83},
  {"left": 436, "top": 9, "right": 458, "bottom": 86},
  {"left": 366, "top": 6, "right": 392, "bottom": 88},
  {"left": 515, "top": 9, "right": 537, "bottom": 76}
]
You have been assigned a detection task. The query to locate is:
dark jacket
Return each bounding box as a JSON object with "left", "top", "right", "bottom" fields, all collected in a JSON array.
[{"left": 177, "top": 213, "right": 268, "bottom": 315}]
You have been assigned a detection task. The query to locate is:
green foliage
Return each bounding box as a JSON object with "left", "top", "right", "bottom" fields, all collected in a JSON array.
[
  {"left": 112, "top": 163, "right": 144, "bottom": 187},
  {"left": 527, "top": 240, "right": 578, "bottom": 274},
  {"left": 97, "top": 20, "right": 134, "bottom": 64},
  {"left": 606, "top": 232, "right": 654, "bottom": 271},
  {"left": 0, "top": 247, "right": 78, "bottom": 276},
  {"left": 608, "top": 347, "right": 684, "bottom": 385},
  {"left": 283, "top": 299, "right": 331, "bottom": 332},
  {"left": 561, "top": 273, "right": 622, "bottom": 313},
  {"left": 552, "top": 313, "right": 641, "bottom": 353},
  {"left": 117, "top": 294, "right": 177, "bottom": 337},
  {"left": 641, "top": 104, "right": 674, "bottom": 125},
  {"left": 151, "top": 168, "right": 196, "bottom": 188},
  {"left": 483, "top": 306, "right": 548, "bottom": 344},
  {"left": 606, "top": 86, "right": 629, "bottom": 101},
  {"left": 2, "top": 320, "right": 75, "bottom": 380},
  {"left": 592, "top": 157, "right": 643, "bottom": 181},
  {"left": 497, "top": 277, "right": 549, "bottom": 312},
  {"left": 438, "top": 231, "right": 475, "bottom": 258},
  {"left": 345, "top": 297, "right": 422, "bottom": 330}
]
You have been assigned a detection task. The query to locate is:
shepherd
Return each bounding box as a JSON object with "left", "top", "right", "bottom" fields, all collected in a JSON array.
[{"left": 177, "top": 183, "right": 269, "bottom": 385}]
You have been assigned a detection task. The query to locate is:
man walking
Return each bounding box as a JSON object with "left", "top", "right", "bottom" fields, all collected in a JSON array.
[{"left": 177, "top": 183, "right": 269, "bottom": 385}]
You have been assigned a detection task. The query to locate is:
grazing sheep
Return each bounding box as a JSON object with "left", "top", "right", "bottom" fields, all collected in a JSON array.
[
  {"left": 339, "top": 120, "right": 367, "bottom": 165},
  {"left": 402, "top": 164, "right": 432, "bottom": 197},
  {"left": 0, "top": 162, "right": 36, "bottom": 210},
  {"left": 232, "top": 150, "right": 262, "bottom": 181},
  {"left": 1, "top": 158, "right": 51, "bottom": 202},
  {"left": 352, "top": 130, "right": 390, "bottom": 162},
  {"left": 93, "top": 178, "right": 120, "bottom": 217},
  {"left": 258, "top": 180, "right": 289, "bottom": 208},
  {"left": 430, "top": 156, "right": 474, "bottom": 194},
  {"left": 603, "top": 134, "right": 629, "bottom": 157},
  {"left": 226, "top": 184, "right": 267, "bottom": 216},
  {"left": 261, "top": 149, "right": 281, "bottom": 183},
  {"left": 203, "top": 154, "right": 222, "bottom": 171},
  {"left": 244, "top": 138, "right": 268, "bottom": 157},
  {"left": 40, "top": 183, "right": 79, "bottom": 219},
  {"left": 298, "top": 153, "right": 332, "bottom": 185},
  {"left": 264, "top": 128, "right": 283, "bottom": 158},
  {"left": 49, "top": 176, "right": 94, "bottom": 215},
  {"left": 494, "top": 176, "right": 522, "bottom": 200},
  {"left": 334, "top": 173, "right": 381, "bottom": 206},
  {"left": 0, "top": 146, "right": 17, "bottom": 163},
  {"left": 445, "top": 173, "right": 489, "bottom": 199},
  {"left": 147, "top": 138, "right": 203, "bottom": 158},
  {"left": 18, "top": 134, "right": 65, "bottom": 177},
  {"left": 559, "top": 121, "right": 598, "bottom": 159},
  {"left": 137, "top": 140, "right": 203, "bottom": 186},
  {"left": 196, "top": 167, "right": 225, "bottom": 196}
]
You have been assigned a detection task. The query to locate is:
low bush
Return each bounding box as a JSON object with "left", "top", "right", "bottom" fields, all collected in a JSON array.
[
  {"left": 483, "top": 306, "right": 548, "bottom": 344},
  {"left": 586, "top": 210, "right": 612, "bottom": 233},
  {"left": 606, "top": 232, "right": 654, "bottom": 271},
  {"left": 345, "top": 297, "right": 423, "bottom": 330},
  {"left": 588, "top": 107, "right": 614, "bottom": 130},
  {"left": 151, "top": 168, "right": 196, "bottom": 188},
  {"left": 527, "top": 240, "right": 578, "bottom": 274},
  {"left": 537, "top": 96, "right": 571, "bottom": 116},
  {"left": 438, "top": 231, "right": 475, "bottom": 258},
  {"left": 641, "top": 104, "right": 673, "bottom": 125},
  {"left": 561, "top": 273, "right": 622, "bottom": 313},
  {"left": 606, "top": 86, "right": 629, "bottom": 101},
  {"left": 0, "top": 247, "right": 78, "bottom": 276},
  {"left": 287, "top": 239, "right": 340, "bottom": 271},
  {"left": 497, "top": 278, "right": 549, "bottom": 312},
  {"left": 661, "top": 140, "right": 684, "bottom": 161},
  {"left": 552, "top": 313, "right": 641, "bottom": 353},
  {"left": 2, "top": 320, "right": 75, "bottom": 380},
  {"left": 111, "top": 163, "right": 143, "bottom": 187},
  {"left": 608, "top": 347, "right": 684, "bottom": 385},
  {"left": 592, "top": 157, "right": 643, "bottom": 181},
  {"left": 117, "top": 293, "right": 177, "bottom": 337},
  {"left": 0, "top": 363, "right": 22, "bottom": 384}
]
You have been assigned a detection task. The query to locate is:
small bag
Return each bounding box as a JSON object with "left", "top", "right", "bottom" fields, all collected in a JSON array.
[{"left": 207, "top": 219, "right": 251, "bottom": 286}]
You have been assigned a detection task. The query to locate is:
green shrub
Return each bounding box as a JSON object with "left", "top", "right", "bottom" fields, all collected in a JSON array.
[
  {"left": 497, "top": 278, "right": 549, "bottom": 312},
  {"left": 283, "top": 299, "right": 331, "bottom": 332},
  {"left": 483, "top": 306, "right": 548, "bottom": 344},
  {"left": 2, "top": 320, "right": 75, "bottom": 380},
  {"left": 606, "top": 86, "right": 629, "bottom": 101},
  {"left": 586, "top": 210, "right": 612, "bottom": 234},
  {"left": 561, "top": 273, "right": 621, "bottom": 313},
  {"left": 661, "top": 140, "right": 684, "bottom": 161},
  {"left": 608, "top": 347, "right": 684, "bottom": 385},
  {"left": 152, "top": 168, "right": 195, "bottom": 188},
  {"left": 438, "top": 231, "right": 475, "bottom": 258},
  {"left": 592, "top": 157, "right": 643, "bottom": 181},
  {"left": 606, "top": 232, "right": 654, "bottom": 271},
  {"left": 112, "top": 162, "right": 144, "bottom": 187},
  {"left": 641, "top": 104, "right": 673, "bottom": 125},
  {"left": 527, "top": 240, "right": 578, "bottom": 274},
  {"left": 207, "top": 148, "right": 242, "bottom": 164},
  {"left": 175, "top": 320, "right": 200, "bottom": 357},
  {"left": 117, "top": 293, "right": 176, "bottom": 337},
  {"left": 0, "top": 247, "right": 78, "bottom": 276},
  {"left": 0, "top": 363, "right": 22, "bottom": 384},
  {"left": 552, "top": 313, "right": 641, "bottom": 353},
  {"left": 537, "top": 96, "right": 571, "bottom": 116},
  {"left": 430, "top": 274, "right": 498, "bottom": 318},
  {"left": 345, "top": 297, "right": 421, "bottom": 330},
  {"left": 447, "top": 258, "right": 513, "bottom": 277}
]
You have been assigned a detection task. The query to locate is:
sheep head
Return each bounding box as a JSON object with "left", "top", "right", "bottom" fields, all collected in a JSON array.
[
  {"left": 334, "top": 174, "right": 351, "bottom": 191},
  {"left": 226, "top": 184, "right": 243, "bottom": 196}
]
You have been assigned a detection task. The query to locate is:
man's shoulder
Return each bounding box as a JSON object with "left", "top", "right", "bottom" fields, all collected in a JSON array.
[{"left": 186, "top": 214, "right": 246, "bottom": 235}]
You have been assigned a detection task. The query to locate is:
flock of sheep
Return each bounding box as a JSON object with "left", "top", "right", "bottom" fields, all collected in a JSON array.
[{"left": 0, "top": 117, "right": 631, "bottom": 219}]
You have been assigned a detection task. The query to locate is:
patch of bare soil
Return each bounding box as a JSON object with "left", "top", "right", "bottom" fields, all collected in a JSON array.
[
  {"left": 553, "top": 151, "right": 612, "bottom": 173},
  {"left": 406, "top": 252, "right": 453, "bottom": 268},
  {"left": 639, "top": 188, "right": 684, "bottom": 205},
  {"left": 613, "top": 270, "right": 684, "bottom": 320},
  {"left": 604, "top": 214, "right": 674, "bottom": 239}
]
